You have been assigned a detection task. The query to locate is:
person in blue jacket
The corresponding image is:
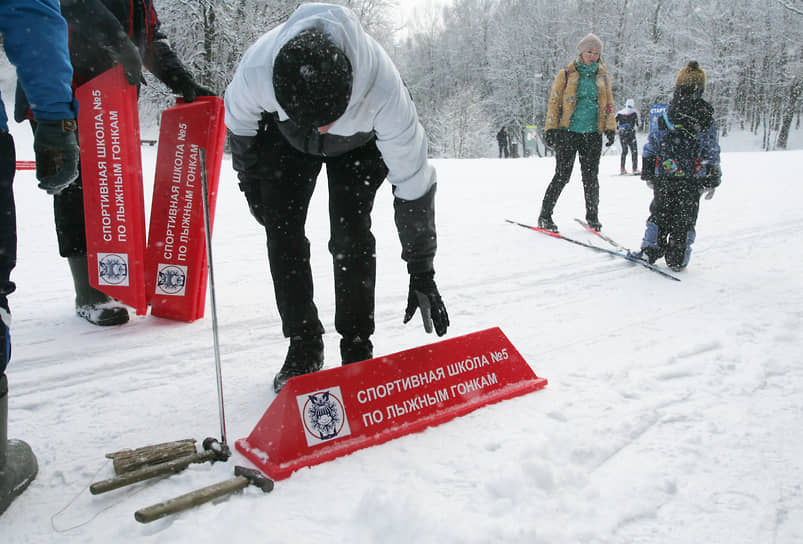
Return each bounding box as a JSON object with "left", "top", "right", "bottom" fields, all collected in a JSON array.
[
  {"left": 1, "top": 0, "right": 80, "bottom": 516},
  {"left": 14, "top": 0, "right": 214, "bottom": 327},
  {"left": 635, "top": 61, "right": 721, "bottom": 271}
]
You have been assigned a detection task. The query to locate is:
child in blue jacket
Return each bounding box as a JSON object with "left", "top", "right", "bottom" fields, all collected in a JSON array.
[{"left": 636, "top": 61, "right": 721, "bottom": 271}]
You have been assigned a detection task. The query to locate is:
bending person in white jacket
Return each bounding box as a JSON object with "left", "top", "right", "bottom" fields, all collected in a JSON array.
[{"left": 224, "top": 3, "right": 449, "bottom": 392}]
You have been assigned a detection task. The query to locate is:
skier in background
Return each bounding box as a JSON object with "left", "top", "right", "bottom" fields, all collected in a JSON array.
[
  {"left": 1, "top": 0, "right": 80, "bottom": 515},
  {"left": 225, "top": 3, "right": 449, "bottom": 392},
  {"left": 634, "top": 61, "right": 721, "bottom": 271},
  {"left": 14, "top": 0, "right": 214, "bottom": 327},
  {"left": 538, "top": 33, "right": 617, "bottom": 233},
  {"left": 616, "top": 98, "right": 641, "bottom": 174}
]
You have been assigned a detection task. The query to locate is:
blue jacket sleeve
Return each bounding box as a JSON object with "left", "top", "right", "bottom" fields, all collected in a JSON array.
[
  {"left": 698, "top": 121, "right": 720, "bottom": 168},
  {"left": 0, "top": 0, "right": 76, "bottom": 122},
  {"left": 641, "top": 126, "right": 663, "bottom": 159}
]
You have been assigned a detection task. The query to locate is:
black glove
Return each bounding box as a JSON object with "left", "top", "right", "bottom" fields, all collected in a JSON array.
[
  {"left": 34, "top": 119, "right": 80, "bottom": 195},
  {"left": 605, "top": 130, "right": 616, "bottom": 147},
  {"left": 544, "top": 129, "right": 560, "bottom": 149},
  {"left": 703, "top": 164, "right": 721, "bottom": 188},
  {"left": 403, "top": 271, "right": 449, "bottom": 337},
  {"left": 106, "top": 35, "right": 142, "bottom": 85},
  {"left": 175, "top": 75, "right": 216, "bottom": 103}
]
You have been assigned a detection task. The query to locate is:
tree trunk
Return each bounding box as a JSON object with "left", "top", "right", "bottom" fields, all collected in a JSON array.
[{"left": 776, "top": 75, "right": 802, "bottom": 149}]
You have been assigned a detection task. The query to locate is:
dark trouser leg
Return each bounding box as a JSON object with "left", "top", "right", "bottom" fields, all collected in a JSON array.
[
  {"left": 577, "top": 132, "right": 602, "bottom": 222},
  {"left": 325, "top": 140, "right": 388, "bottom": 341},
  {"left": 0, "top": 132, "right": 16, "bottom": 304},
  {"left": 53, "top": 178, "right": 88, "bottom": 257},
  {"left": 620, "top": 136, "right": 627, "bottom": 170},
  {"left": 665, "top": 181, "right": 701, "bottom": 269},
  {"left": 629, "top": 138, "right": 639, "bottom": 171},
  {"left": 643, "top": 182, "right": 676, "bottom": 263},
  {"left": 247, "top": 125, "right": 324, "bottom": 339},
  {"left": 540, "top": 134, "right": 578, "bottom": 219}
]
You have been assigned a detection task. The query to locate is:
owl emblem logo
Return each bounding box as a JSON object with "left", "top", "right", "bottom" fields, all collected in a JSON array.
[
  {"left": 297, "top": 387, "right": 351, "bottom": 446},
  {"left": 98, "top": 253, "right": 129, "bottom": 286},
  {"left": 156, "top": 264, "right": 188, "bottom": 296}
]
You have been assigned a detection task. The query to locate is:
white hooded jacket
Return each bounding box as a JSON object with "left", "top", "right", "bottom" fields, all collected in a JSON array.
[
  {"left": 616, "top": 98, "right": 641, "bottom": 122},
  {"left": 224, "top": 3, "right": 435, "bottom": 201}
]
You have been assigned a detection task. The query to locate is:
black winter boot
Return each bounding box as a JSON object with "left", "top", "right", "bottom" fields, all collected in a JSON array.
[
  {"left": 585, "top": 216, "right": 602, "bottom": 232},
  {"left": 0, "top": 374, "right": 38, "bottom": 516},
  {"left": 340, "top": 336, "right": 373, "bottom": 365},
  {"left": 273, "top": 335, "right": 324, "bottom": 393},
  {"left": 68, "top": 257, "right": 129, "bottom": 326},
  {"left": 537, "top": 215, "right": 558, "bottom": 232}
]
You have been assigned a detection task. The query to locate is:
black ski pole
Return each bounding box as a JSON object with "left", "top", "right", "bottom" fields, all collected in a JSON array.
[{"left": 199, "top": 149, "right": 228, "bottom": 447}]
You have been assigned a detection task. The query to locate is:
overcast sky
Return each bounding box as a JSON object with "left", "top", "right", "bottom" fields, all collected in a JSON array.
[{"left": 395, "top": 0, "right": 453, "bottom": 25}]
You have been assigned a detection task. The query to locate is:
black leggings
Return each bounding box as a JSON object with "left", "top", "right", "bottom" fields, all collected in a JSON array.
[
  {"left": 620, "top": 132, "right": 638, "bottom": 170},
  {"left": 540, "top": 131, "right": 602, "bottom": 221}
]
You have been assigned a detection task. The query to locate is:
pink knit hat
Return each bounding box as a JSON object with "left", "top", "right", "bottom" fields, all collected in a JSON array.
[{"left": 577, "top": 33, "right": 603, "bottom": 54}]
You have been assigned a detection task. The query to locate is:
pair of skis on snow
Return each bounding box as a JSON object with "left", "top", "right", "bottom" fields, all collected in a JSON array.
[{"left": 506, "top": 218, "right": 681, "bottom": 281}]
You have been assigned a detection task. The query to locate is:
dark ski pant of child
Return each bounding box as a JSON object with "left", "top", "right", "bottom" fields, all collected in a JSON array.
[{"left": 642, "top": 179, "right": 702, "bottom": 269}]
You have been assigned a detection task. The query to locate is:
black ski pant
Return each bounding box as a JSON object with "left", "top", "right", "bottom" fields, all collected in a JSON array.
[
  {"left": 241, "top": 123, "right": 389, "bottom": 341},
  {"left": 643, "top": 179, "right": 702, "bottom": 268},
  {"left": 1, "top": 131, "right": 17, "bottom": 317},
  {"left": 540, "top": 131, "right": 602, "bottom": 222},
  {"left": 619, "top": 132, "right": 638, "bottom": 171},
  {"left": 1, "top": 131, "right": 16, "bottom": 374},
  {"left": 498, "top": 142, "right": 509, "bottom": 158}
]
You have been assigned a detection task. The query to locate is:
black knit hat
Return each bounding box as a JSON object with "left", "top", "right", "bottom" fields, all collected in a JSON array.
[{"left": 273, "top": 28, "right": 353, "bottom": 127}]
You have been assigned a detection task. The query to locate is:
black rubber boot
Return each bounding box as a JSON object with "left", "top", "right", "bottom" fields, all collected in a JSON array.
[
  {"left": 340, "top": 336, "right": 373, "bottom": 365},
  {"left": 67, "top": 257, "right": 129, "bottom": 326},
  {"left": 273, "top": 336, "right": 324, "bottom": 393},
  {"left": 0, "top": 374, "right": 38, "bottom": 516}
]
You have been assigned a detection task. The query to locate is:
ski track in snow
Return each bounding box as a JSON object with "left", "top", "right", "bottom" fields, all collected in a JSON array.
[{"left": 1, "top": 126, "right": 803, "bottom": 543}]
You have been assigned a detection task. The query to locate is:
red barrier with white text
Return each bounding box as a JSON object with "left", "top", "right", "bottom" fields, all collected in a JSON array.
[
  {"left": 237, "top": 327, "right": 548, "bottom": 480},
  {"left": 145, "top": 97, "right": 226, "bottom": 322},
  {"left": 75, "top": 65, "right": 147, "bottom": 315}
]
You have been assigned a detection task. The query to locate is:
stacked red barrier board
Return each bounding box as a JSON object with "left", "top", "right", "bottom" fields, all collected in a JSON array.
[
  {"left": 75, "top": 65, "right": 147, "bottom": 315},
  {"left": 145, "top": 96, "right": 226, "bottom": 322},
  {"left": 236, "top": 327, "right": 548, "bottom": 480}
]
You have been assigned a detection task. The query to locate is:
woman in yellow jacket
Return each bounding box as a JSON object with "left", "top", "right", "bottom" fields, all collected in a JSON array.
[{"left": 538, "top": 33, "right": 616, "bottom": 232}]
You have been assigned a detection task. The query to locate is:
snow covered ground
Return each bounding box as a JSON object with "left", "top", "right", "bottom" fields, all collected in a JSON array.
[{"left": 3, "top": 109, "right": 803, "bottom": 542}]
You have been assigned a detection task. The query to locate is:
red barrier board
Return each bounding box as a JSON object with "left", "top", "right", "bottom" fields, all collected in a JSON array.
[
  {"left": 75, "top": 66, "right": 147, "bottom": 315},
  {"left": 145, "top": 96, "right": 226, "bottom": 322},
  {"left": 15, "top": 161, "right": 36, "bottom": 170},
  {"left": 236, "top": 327, "right": 548, "bottom": 480}
]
